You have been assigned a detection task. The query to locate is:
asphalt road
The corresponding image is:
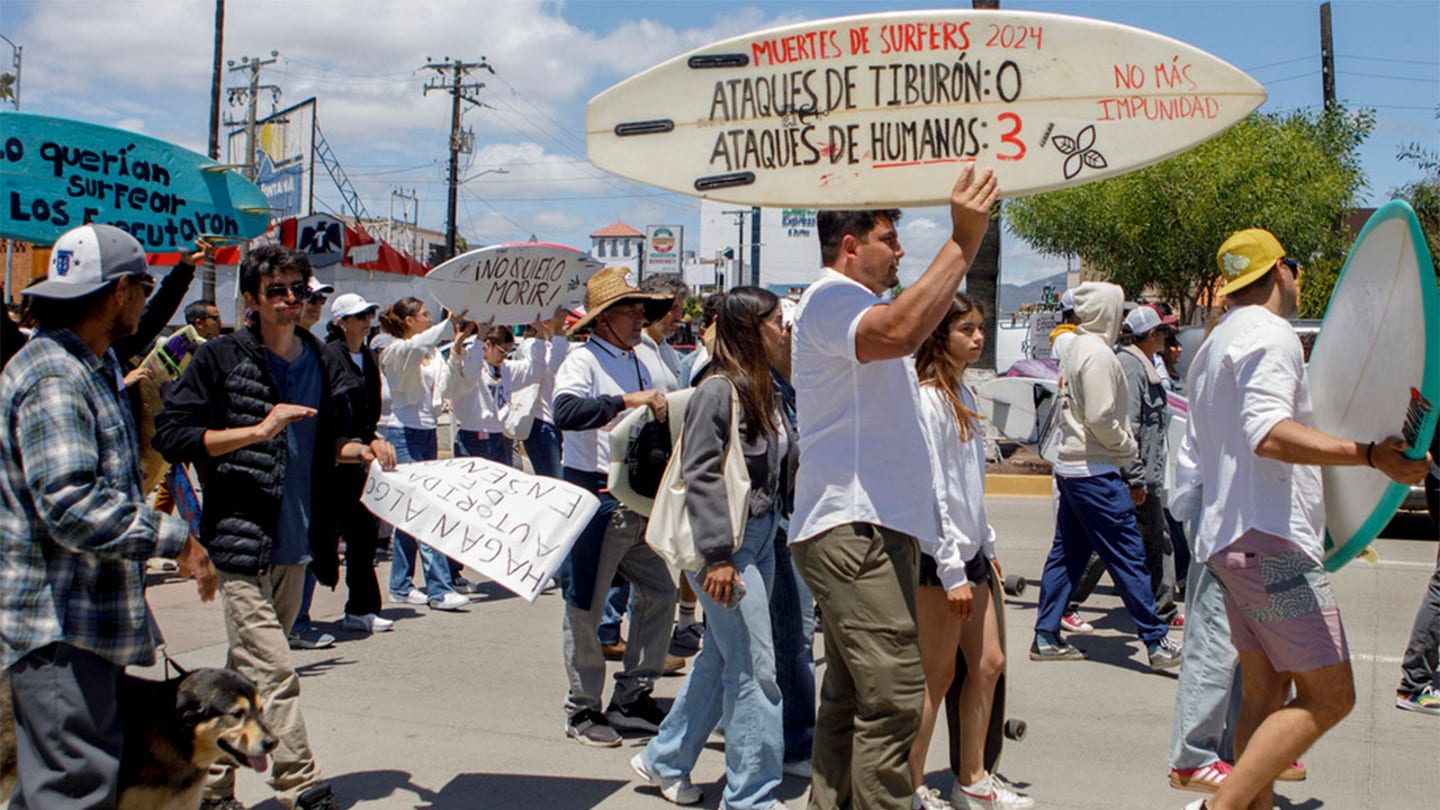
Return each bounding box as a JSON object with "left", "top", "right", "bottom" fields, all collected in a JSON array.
[{"left": 138, "top": 496, "right": 1439, "bottom": 810}]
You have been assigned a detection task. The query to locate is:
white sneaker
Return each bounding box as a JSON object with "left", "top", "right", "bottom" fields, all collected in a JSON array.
[
  {"left": 781, "top": 759, "right": 812, "bottom": 779},
  {"left": 428, "top": 592, "right": 470, "bottom": 611},
  {"left": 342, "top": 613, "right": 395, "bottom": 633},
  {"left": 912, "top": 785, "right": 950, "bottom": 810},
  {"left": 1182, "top": 801, "right": 1206, "bottom": 810},
  {"left": 952, "top": 773, "right": 1035, "bottom": 809},
  {"left": 390, "top": 588, "right": 426, "bottom": 605},
  {"left": 629, "top": 753, "right": 702, "bottom": 805}
]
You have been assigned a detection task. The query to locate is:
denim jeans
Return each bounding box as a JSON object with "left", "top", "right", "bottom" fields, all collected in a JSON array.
[
  {"left": 1035, "top": 472, "right": 1168, "bottom": 643},
  {"left": 1169, "top": 532, "right": 1241, "bottom": 769},
  {"left": 455, "top": 429, "right": 511, "bottom": 467},
  {"left": 597, "top": 580, "right": 631, "bottom": 646},
  {"left": 523, "top": 419, "right": 563, "bottom": 479},
  {"left": 384, "top": 426, "right": 457, "bottom": 600},
  {"left": 1398, "top": 540, "right": 1440, "bottom": 695},
  {"left": 769, "top": 522, "right": 815, "bottom": 765},
  {"left": 561, "top": 471, "right": 677, "bottom": 714},
  {"left": 643, "top": 510, "right": 783, "bottom": 810},
  {"left": 295, "top": 567, "right": 317, "bottom": 627}
]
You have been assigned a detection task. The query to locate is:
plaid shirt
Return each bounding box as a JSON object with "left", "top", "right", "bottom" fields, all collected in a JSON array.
[{"left": 0, "top": 328, "right": 188, "bottom": 669}]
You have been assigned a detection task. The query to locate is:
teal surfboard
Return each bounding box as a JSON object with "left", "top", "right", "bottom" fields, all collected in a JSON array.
[
  {"left": 1308, "top": 200, "right": 1439, "bottom": 571},
  {"left": 0, "top": 111, "right": 270, "bottom": 251}
]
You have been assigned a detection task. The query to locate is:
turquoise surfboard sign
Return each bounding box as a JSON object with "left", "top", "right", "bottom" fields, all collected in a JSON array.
[
  {"left": 1308, "top": 200, "right": 1439, "bottom": 571},
  {"left": 0, "top": 111, "right": 270, "bottom": 251}
]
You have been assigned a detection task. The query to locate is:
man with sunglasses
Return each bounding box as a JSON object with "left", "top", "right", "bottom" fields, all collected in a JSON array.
[
  {"left": 155, "top": 245, "right": 395, "bottom": 810},
  {"left": 1181, "top": 229, "right": 1431, "bottom": 810},
  {"left": 1, "top": 224, "right": 216, "bottom": 808}
]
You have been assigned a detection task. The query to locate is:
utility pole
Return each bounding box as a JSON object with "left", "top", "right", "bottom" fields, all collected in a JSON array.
[
  {"left": 749, "top": 206, "right": 762, "bottom": 287},
  {"left": 204, "top": 0, "right": 225, "bottom": 301},
  {"left": 390, "top": 188, "right": 419, "bottom": 258},
  {"left": 225, "top": 52, "right": 280, "bottom": 321},
  {"left": 422, "top": 57, "right": 493, "bottom": 262},
  {"left": 1319, "top": 2, "right": 1336, "bottom": 109},
  {"left": 721, "top": 208, "right": 749, "bottom": 290},
  {"left": 969, "top": 0, "right": 1002, "bottom": 371}
]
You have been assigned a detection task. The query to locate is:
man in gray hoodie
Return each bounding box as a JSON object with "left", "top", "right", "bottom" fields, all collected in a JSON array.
[{"left": 1030, "top": 281, "right": 1182, "bottom": 671}]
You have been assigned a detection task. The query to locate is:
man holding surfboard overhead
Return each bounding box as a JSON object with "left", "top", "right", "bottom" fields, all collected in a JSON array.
[
  {"left": 788, "top": 163, "right": 997, "bottom": 810},
  {"left": 1182, "top": 229, "right": 1430, "bottom": 810}
]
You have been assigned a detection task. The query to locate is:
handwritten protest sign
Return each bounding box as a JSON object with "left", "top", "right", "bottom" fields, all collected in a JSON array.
[
  {"left": 361, "top": 457, "right": 600, "bottom": 602},
  {"left": 424, "top": 242, "right": 603, "bottom": 324},
  {"left": 586, "top": 10, "right": 1265, "bottom": 207},
  {"left": 0, "top": 112, "right": 270, "bottom": 250},
  {"left": 137, "top": 326, "right": 206, "bottom": 494}
]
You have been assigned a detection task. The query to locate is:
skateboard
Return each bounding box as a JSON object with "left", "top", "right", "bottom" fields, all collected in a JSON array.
[{"left": 944, "top": 562, "right": 1027, "bottom": 775}]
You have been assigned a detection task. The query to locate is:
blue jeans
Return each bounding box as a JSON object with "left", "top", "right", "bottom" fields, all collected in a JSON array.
[
  {"left": 295, "top": 567, "right": 317, "bottom": 627},
  {"left": 1169, "top": 543, "right": 1241, "bottom": 769},
  {"left": 385, "top": 426, "right": 457, "bottom": 600},
  {"left": 455, "top": 429, "right": 511, "bottom": 467},
  {"left": 642, "top": 510, "right": 783, "bottom": 810},
  {"left": 598, "top": 581, "right": 631, "bottom": 646},
  {"left": 523, "top": 419, "right": 563, "bottom": 479},
  {"left": 1035, "top": 472, "right": 1168, "bottom": 643},
  {"left": 769, "top": 522, "right": 815, "bottom": 765}
]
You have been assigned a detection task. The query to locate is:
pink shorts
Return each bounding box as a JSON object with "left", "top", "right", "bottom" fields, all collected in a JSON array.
[{"left": 1207, "top": 531, "right": 1349, "bottom": 674}]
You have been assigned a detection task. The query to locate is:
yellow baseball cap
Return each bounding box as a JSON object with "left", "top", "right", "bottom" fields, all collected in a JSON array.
[{"left": 1215, "top": 229, "right": 1285, "bottom": 297}]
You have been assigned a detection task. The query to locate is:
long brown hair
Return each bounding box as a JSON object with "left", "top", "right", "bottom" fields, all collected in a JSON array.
[
  {"left": 915, "top": 294, "right": 984, "bottom": 442},
  {"left": 708, "top": 286, "right": 778, "bottom": 442}
]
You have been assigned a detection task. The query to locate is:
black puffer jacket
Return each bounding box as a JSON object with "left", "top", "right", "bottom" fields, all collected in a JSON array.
[{"left": 153, "top": 324, "right": 346, "bottom": 585}]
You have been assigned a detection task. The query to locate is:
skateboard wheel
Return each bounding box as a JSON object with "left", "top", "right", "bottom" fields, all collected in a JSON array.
[
  {"left": 1004, "top": 719, "right": 1027, "bottom": 741},
  {"left": 1003, "top": 575, "right": 1026, "bottom": 597}
]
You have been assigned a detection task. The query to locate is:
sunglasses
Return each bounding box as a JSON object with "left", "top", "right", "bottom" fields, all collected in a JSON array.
[
  {"left": 262, "top": 282, "right": 312, "bottom": 301},
  {"left": 135, "top": 274, "right": 156, "bottom": 296},
  {"left": 1280, "top": 257, "right": 1302, "bottom": 279},
  {"left": 309, "top": 295, "right": 328, "bottom": 306}
]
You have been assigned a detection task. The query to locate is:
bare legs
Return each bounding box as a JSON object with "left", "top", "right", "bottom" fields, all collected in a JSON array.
[{"left": 909, "top": 581, "right": 1006, "bottom": 790}]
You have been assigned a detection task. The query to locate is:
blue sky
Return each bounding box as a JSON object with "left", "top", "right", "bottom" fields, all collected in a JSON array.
[{"left": 4, "top": 0, "right": 1436, "bottom": 286}]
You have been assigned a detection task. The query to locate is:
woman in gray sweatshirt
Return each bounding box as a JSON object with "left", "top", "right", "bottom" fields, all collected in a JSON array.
[{"left": 631, "top": 286, "right": 797, "bottom": 809}]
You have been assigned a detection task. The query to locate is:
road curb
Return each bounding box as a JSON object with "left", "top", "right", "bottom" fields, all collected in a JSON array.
[{"left": 985, "top": 474, "right": 1051, "bottom": 497}]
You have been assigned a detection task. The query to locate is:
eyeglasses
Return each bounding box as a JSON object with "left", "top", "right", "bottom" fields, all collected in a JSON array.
[{"left": 262, "top": 282, "right": 312, "bottom": 301}]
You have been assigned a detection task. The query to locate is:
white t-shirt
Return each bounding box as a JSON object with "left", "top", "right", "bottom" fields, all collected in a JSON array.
[
  {"left": 553, "top": 335, "right": 651, "bottom": 475},
  {"left": 1186, "top": 305, "right": 1324, "bottom": 562},
  {"left": 789, "top": 269, "right": 939, "bottom": 545}
]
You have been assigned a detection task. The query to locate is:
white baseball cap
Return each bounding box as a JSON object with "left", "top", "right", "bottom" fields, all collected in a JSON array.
[
  {"left": 330, "top": 292, "right": 379, "bottom": 322},
  {"left": 308, "top": 276, "right": 335, "bottom": 296},
  {"left": 26, "top": 224, "right": 149, "bottom": 300},
  {"left": 1124, "top": 305, "right": 1163, "bottom": 336},
  {"left": 1059, "top": 289, "right": 1076, "bottom": 312}
]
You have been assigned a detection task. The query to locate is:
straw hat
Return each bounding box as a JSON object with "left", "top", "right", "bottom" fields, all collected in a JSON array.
[{"left": 567, "top": 266, "right": 673, "bottom": 336}]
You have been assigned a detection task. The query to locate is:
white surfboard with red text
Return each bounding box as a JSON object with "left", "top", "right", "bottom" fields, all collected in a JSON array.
[
  {"left": 587, "top": 10, "right": 1265, "bottom": 207},
  {"left": 424, "top": 242, "right": 603, "bottom": 325}
]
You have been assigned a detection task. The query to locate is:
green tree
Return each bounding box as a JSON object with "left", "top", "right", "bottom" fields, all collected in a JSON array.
[
  {"left": 1391, "top": 109, "right": 1440, "bottom": 276},
  {"left": 1005, "top": 107, "right": 1374, "bottom": 322}
]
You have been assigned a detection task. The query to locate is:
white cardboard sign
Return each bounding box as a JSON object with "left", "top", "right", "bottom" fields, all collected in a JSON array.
[
  {"left": 361, "top": 458, "right": 600, "bottom": 602},
  {"left": 424, "top": 242, "right": 603, "bottom": 324}
]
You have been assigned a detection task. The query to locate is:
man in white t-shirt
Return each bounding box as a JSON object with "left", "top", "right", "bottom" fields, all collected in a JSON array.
[
  {"left": 1182, "top": 229, "right": 1429, "bottom": 810},
  {"left": 789, "top": 164, "right": 998, "bottom": 810}
]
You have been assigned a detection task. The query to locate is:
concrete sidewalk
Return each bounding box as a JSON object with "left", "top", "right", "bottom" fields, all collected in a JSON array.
[{"left": 140, "top": 497, "right": 1439, "bottom": 810}]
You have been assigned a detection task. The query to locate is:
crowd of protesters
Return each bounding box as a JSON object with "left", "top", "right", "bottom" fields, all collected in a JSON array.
[{"left": 1, "top": 168, "right": 1435, "bottom": 810}]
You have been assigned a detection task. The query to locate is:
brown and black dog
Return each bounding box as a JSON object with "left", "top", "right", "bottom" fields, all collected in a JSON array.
[{"left": 0, "top": 666, "right": 276, "bottom": 810}]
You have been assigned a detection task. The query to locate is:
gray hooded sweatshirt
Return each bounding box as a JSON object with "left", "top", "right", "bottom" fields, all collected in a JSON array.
[{"left": 1051, "top": 282, "right": 1138, "bottom": 470}]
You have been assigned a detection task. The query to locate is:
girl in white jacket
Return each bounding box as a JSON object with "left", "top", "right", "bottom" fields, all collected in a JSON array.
[
  {"left": 911, "top": 295, "right": 1033, "bottom": 810},
  {"left": 442, "top": 321, "right": 552, "bottom": 465},
  {"left": 377, "top": 297, "right": 471, "bottom": 611}
]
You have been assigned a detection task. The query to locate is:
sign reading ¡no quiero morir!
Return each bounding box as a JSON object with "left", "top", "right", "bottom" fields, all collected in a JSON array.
[
  {"left": 0, "top": 112, "right": 271, "bottom": 250},
  {"left": 424, "top": 242, "right": 604, "bottom": 324},
  {"left": 586, "top": 10, "right": 1266, "bottom": 208},
  {"left": 361, "top": 457, "right": 600, "bottom": 602}
]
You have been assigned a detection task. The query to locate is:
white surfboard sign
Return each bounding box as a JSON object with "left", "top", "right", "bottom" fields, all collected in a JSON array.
[
  {"left": 587, "top": 10, "right": 1266, "bottom": 207},
  {"left": 1306, "top": 201, "right": 1439, "bottom": 571},
  {"left": 424, "top": 243, "right": 603, "bottom": 324},
  {"left": 977, "top": 376, "right": 1058, "bottom": 453}
]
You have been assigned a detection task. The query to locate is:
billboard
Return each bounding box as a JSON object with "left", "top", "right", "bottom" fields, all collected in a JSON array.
[
  {"left": 645, "top": 225, "right": 682, "bottom": 276},
  {"left": 227, "top": 97, "right": 316, "bottom": 223}
]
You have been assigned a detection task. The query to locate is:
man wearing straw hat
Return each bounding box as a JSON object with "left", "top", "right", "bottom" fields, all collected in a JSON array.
[{"left": 553, "top": 267, "right": 680, "bottom": 747}]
